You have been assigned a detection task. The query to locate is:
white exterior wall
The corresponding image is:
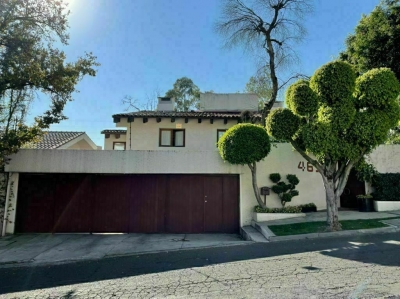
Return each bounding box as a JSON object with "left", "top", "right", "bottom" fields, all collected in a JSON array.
[
  {"left": 199, "top": 93, "right": 259, "bottom": 112},
  {"left": 103, "top": 134, "right": 127, "bottom": 150},
  {"left": 368, "top": 145, "right": 400, "bottom": 173},
  {"left": 5, "top": 145, "right": 326, "bottom": 234},
  {"left": 116, "top": 118, "right": 235, "bottom": 151}
]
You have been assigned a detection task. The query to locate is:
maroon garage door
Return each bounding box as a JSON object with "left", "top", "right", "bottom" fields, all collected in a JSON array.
[{"left": 15, "top": 174, "right": 239, "bottom": 234}]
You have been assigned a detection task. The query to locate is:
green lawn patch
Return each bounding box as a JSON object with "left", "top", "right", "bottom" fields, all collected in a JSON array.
[{"left": 269, "top": 217, "right": 400, "bottom": 236}]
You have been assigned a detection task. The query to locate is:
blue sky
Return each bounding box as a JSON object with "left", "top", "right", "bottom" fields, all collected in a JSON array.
[{"left": 33, "top": 0, "right": 380, "bottom": 146}]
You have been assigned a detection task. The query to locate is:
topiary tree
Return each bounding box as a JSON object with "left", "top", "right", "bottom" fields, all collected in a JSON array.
[
  {"left": 218, "top": 123, "right": 271, "bottom": 208},
  {"left": 269, "top": 173, "right": 300, "bottom": 207},
  {"left": 266, "top": 60, "right": 400, "bottom": 231}
]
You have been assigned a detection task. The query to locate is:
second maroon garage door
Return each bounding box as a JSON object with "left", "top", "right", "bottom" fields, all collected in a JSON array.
[{"left": 15, "top": 174, "right": 239, "bottom": 234}]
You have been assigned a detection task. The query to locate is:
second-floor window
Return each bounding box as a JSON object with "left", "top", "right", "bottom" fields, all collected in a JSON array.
[
  {"left": 113, "top": 142, "right": 126, "bottom": 150},
  {"left": 159, "top": 129, "right": 185, "bottom": 147}
]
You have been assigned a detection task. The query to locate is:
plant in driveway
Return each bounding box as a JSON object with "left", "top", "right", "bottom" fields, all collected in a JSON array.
[
  {"left": 269, "top": 173, "right": 300, "bottom": 207},
  {"left": 218, "top": 123, "right": 271, "bottom": 208}
]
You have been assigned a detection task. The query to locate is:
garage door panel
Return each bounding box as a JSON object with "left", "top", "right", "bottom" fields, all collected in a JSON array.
[
  {"left": 92, "top": 175, "right": 130, "bottom": 233},
  {"left": 129, "top": 175, "right": 167, "bottom": 233},
  {"left": 167, "top": 175, "right": 204, "bottom": 233},
  {"left": 52, "top": 174, "right": 92, "bottom": 233},
  {"left": 16, "top": 174, "right": 55, "bottom": 233},
  {"left": 222, "top": 176, "right": 240, "bottom": 233},
  {"left": 204, "top": 176, "right": 223, "bottom": 232}
]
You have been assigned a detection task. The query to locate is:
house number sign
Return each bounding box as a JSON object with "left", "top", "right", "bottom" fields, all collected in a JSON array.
[{"left": 298, "top": 161, "right": 319, "bottom": 173}]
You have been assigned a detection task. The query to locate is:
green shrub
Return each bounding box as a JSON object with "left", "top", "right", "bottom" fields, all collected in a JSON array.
[
  {"left": 310, "top": 61, "right": 356, "bottom": 105},
  {"left": 269, "top": 173, "right": 300, "bottom": 207},
  {"left": 269, "top": 173, "right": 281, "bottom": 183},
  {"left": 218, "top": 123, "right": 271, "bottom": 165},
  {"left": 265, "top": 108, "right": 300, "bottom": 141},
  {"left": 354, "top": 68, "right": 400, "bottom": 109},
  {"left": 286, "top": 80, "right": 319, "bottom": 117},
  {"left": 254, "top": 205, "right": 302, "bottom": 213},
  {"left": 372, "top": 173, "right": 400, "bottom": 201}
]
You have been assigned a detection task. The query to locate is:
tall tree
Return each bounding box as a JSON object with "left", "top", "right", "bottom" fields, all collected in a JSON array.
[
  {"left": 0, "top": 0, "right": 98, "bottom": 204},
  {"left": 340, "top": 0, "right": 400, "bottom": 144},
  {"left": 165, "top": 77, "right": 200, "bottom": 111},
  {"left": 266, "top": 61, "right": 400, "bottom": 231},
  {"left": 340, "top": 0, "right": 400, "bottom": 80},
  {"left": 216, "top": 0, "right": 312, "bottom": 122}
]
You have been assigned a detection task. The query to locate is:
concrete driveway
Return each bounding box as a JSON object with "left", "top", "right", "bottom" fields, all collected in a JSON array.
[{"left": 0, "top": 233, "right": 247, "bottom": 266}]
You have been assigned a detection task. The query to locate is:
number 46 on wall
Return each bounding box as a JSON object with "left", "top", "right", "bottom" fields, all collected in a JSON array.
[{"left": 298, "top": 161, "right": 319, "bottom": 172}]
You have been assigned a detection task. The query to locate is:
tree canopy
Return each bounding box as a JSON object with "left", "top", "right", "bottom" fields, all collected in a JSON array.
[
  {"left": 245, "top": 70, "right": 273, "bottom": 110},
  {"left": 266, "top": 60, "right": 400, "bottom": 230},
  {"left": 340, "top": 0, "right": 400, "bottom": 81},
  {"left": 0, "top": 0, "right": 99, "bottom": 193},
  {"left": 165, "top": 77, "right": 200, "bottom": 111},
  {"left": 216, "top": 0, "right": 312, "bottom": 122}
]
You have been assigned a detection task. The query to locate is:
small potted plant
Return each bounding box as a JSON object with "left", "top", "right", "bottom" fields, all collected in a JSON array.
[{"left": 356, "top": 194, "right": 374, "bottom": 212}]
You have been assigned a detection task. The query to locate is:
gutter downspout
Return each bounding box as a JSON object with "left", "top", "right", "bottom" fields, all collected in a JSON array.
[{"left": 1, "top": 172, "right": 12, "bottom": 237}]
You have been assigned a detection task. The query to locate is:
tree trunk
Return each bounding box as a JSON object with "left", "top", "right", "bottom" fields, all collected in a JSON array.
[
  {"left": 248, "top": 162, "right": 266, "bottom": 209},
  {"left": 324, "top": 179, "right": 341, "bottom": 231}
]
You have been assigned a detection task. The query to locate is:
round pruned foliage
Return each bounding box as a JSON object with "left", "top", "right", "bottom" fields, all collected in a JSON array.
[
  {"left": 269, "top": 173, "right": 281, "bottom": 183},
  {"left": 286, "top": 80, "right": 319, "bottom": 117},
  {"left": 354, "top": 68, "right": 400, "bottom": 109},
  {"left": 218, "top": 123, "right": 271, "bottom": 165},
  {"left": 310, "top": 61, "right": 356, "bottom": 105},
  {"left": 266, "top": 108, "right": 300, "bottom": 141},
  {"left": 287, "top": 174, "right": 300, "bottom": 187}
]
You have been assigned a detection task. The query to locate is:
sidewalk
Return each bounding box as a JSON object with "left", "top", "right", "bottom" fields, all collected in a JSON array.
[
  {"left": 252, "top": 210, "right": 400, "bottom": 242},
  {"left": 0, "top": 233, "right": 247, "bottom": 267}
]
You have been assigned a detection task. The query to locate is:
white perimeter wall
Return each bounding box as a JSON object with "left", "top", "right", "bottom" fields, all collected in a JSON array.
[{"left": 5, "top": 144, "right": 327, "bottom": 232}]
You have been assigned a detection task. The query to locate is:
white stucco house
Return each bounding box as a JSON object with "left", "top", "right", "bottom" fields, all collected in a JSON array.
[{"left": 2, "top": 93, "right": 398, "bottom": 236}]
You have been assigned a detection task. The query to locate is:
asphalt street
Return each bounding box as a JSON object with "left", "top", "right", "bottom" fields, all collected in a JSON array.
[{"left": 2, "top": 232, "right": 400, "bottom": 298}]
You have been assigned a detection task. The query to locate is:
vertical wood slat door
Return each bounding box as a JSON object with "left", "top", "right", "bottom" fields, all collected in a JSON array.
[
  {"left": 203, "top": 176, "right": 224, "bottom": 232},
  {"left": 15, "top": 174, "right": 56, "bottom": 233},
  {"left": 52, "top": 174, "right": 92, "bottom": 233},
  {"left": 91, "top": 175, "right": 130, "bottom": 233},
  {"left": 166, "top": 175, "right": 204, "bottom": 233},
  {"left": 129, "top": 175, "right": 167, "bottom": 233}
]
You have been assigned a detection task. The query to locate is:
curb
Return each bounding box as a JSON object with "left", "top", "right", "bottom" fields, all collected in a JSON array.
[{"left": 267, "top": 226, "right": 400, "bottom": 242}]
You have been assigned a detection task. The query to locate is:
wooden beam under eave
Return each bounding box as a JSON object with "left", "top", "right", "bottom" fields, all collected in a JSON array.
[
  {"left": 224, "top": 118, "right": 228, "bottom": 124},
  {"left": 156, "top": 117, "right": 161, "bottom": 123},
  {"left": 185, "top": 118, "right": 189, "bottom": 123},
  {"left": 171, "top": 118, "right": 175, "bottom": 123},
  {"left": 143, "top": 118, "right": 148, "bottom": 123},
  {"left": 210, "top": 119, "right": 213, "bottom": 124},
  {"left": 127, "top": 117, "right": 134, "bottom": 123},
  {"left": 198, "top": 119, "right": 202, "bottom": 123},
  {"left": 113, "top": 117, "right": 120, "bottom": 123}
]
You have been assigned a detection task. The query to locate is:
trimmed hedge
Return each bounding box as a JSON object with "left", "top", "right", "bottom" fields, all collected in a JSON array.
[
  {"left": 254, "top": 205, "right": 302, "bottom": 213},
  {"left": 372, "top": 173, "right": 400, "bottom": 201}
]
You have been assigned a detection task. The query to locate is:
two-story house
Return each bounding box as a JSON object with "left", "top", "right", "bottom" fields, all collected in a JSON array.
[{"left": 3, "top": 93, "right": 327, "bottom": 236}]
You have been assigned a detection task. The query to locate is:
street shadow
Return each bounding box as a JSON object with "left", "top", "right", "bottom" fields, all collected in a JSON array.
[{"left": 1, "top": 232, "right": 400, "bottom": 295}]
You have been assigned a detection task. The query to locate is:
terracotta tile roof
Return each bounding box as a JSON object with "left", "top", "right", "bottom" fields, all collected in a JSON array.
[
  {"left": 113, "top": 111, "right": 261, "bottom": 119},
  {"left": 27, "top": 131, "right": 85, "bottom": 149},
  {"left": 101, "top": 129, "right": 127, "bottom": 134}
]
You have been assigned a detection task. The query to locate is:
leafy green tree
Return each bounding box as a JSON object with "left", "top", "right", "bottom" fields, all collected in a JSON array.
[
  {"left": 245, "top": 71, "right": 273, "bottom": 110},
  {"left": 218, "top": 123, "right": 271, "bottom": 208},
  {"left": 340, "top": 0, "right": 400, "bottom": 144},
  {"left": 0, "top": 0, "right": 99, "bottom": 204},
  {"left": 266, "top": 61, "right": 400, "bottom": 231},
  {"left": 165, "top": 77, "right": 200, "bottom": 111},
  {"left": 216, "top": 0, "right": 312, "bottom": 123},
  {"left": 340, "top": 0, "right": 400, "bottom": 80}
]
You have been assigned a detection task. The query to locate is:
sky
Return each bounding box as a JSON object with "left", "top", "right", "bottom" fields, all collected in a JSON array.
[{"left": 31, "top": 0, "right": 380, "bottom": 147}]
